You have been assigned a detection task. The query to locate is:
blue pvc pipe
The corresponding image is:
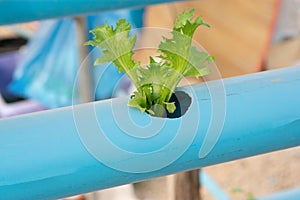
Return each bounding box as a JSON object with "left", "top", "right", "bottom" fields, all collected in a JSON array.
[
  {"left": 0, "top": 0, "right": 179, "bottom": 25},
  {"left": 258, "top": 187, "right": 300, "bottom": 200},
  {"left": 200, "top": 171, "right": 230, "bottom": 200},
  {"left": 0, "top": 66, "right": 300, "bottom": 199}
]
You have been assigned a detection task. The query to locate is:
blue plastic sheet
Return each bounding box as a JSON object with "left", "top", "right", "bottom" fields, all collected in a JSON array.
[
  {"left": 10, "top": 9, "right": 144, "bottom": 108},
  {"left": 9, "top": 19, "right": 78, "bottom": 108}
]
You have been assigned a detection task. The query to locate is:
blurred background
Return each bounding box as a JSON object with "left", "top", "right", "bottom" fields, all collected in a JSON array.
[{"left": 0, "top": 0, "right": 299, "bottom": 199}]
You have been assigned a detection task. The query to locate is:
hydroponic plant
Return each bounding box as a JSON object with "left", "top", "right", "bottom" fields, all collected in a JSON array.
[{"left": 85, "top": 9, "right": 214, "bottom": 117}]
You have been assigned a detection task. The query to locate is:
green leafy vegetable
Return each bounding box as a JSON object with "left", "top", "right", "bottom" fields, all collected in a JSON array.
[{"left": 86, "top": 9, "right": 214, "bottom": 117}]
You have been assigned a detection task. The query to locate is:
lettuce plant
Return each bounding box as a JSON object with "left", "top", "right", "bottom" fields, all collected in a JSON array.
[{"left": 86, "top": 9, "right": 214, "bottom": 117}]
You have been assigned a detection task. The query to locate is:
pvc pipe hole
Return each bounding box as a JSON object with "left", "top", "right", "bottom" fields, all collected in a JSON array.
[{"left": 149, "top": 90, "right": 192, "bottom": 119}]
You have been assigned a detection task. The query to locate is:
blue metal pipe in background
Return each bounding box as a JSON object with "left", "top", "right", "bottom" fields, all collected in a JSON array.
[
  {"left": 0, "top": 66, "right": 300, "bottom": 199},
  {"left": 0, "top": 0, "right": 179, "bottom": 25}
]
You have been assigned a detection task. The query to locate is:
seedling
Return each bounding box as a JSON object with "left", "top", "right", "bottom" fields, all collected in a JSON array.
[
  {"left": 231, "top": 187, "right": 256, "bottom": 200},
  {"left": 86, "top": 9, "right": 214, "bottom": 117}
]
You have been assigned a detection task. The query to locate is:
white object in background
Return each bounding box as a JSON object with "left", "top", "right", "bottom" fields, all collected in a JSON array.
[
  {"left": 272, "top": 0, "right": 300, "bottom": 43},
  {"left": 92, "top": 184, "right": 139, "bottom": 200}
]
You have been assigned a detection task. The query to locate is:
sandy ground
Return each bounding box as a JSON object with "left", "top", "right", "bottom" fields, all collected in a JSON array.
[
  {"left": 202, "top": 146, "right": 300, "bottom": 200},
  {"left": 134, "top": 146, "right": 300, "bottom": 200}
]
